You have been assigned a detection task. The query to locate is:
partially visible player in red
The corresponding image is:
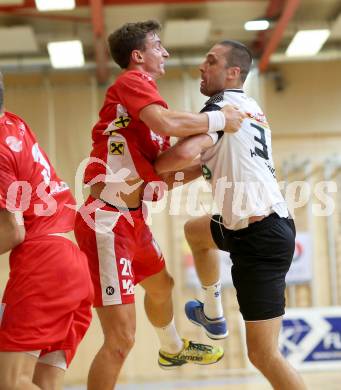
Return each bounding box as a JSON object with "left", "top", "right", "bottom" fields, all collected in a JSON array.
[
  {"left": 0, "top": 71, "right": 93, "bottom": 390},
  {"left": 75, "top": 20, "right": 245, "bottom": 390}
]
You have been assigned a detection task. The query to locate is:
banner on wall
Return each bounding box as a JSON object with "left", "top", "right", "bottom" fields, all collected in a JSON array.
[
  {"left": 280, "top": 307, "right": 341, "bottom": 370},
  {"left": 184, "top": 232, "right": 312, "bottom": 288},
  {"left": 286, "top": 232, "right": 313, "bottom": 284}
]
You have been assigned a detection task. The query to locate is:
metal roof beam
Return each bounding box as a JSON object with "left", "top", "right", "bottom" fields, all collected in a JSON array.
[
  {"left": 258, "top": 0, "right": 301, "bottom": 73},
  {"left": 89, "top": 0, "right": 110, "bottom": 84}
]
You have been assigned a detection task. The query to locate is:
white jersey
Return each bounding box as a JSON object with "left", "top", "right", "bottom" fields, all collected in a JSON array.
[{"left": 200, "top": 89, "right": 288, "bottom": 230}]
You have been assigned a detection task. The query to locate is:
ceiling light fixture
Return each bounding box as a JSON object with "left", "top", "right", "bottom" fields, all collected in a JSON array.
[
  {"left": 286, "top": 29, "right": 330, "bottom": 57},
  {"left": 47, "top": 40, "right": 84, "bottom": 69},
  {"left": 244, "top": 19, "right": 270, "bottom": 31},
  {"left": 35, "top": 0, "right": 75, "bottom": 11}
]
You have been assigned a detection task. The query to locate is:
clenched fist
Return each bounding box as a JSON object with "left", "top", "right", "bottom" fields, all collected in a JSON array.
[{"left": 221, "top": 105, "right": 246, "bottom": 133}]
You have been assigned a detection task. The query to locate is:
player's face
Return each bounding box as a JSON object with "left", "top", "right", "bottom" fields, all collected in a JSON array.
[
  {"left": 140, "top": 32, "right": 169, "bottom": 79},
  {"left": 199, "top": 44, "right": 231, "bottom": 96}
]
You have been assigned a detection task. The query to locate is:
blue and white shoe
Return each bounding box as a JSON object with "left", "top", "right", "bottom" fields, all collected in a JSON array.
[{"left": 185, "top": 300, "right": 228, "bottom": 340}]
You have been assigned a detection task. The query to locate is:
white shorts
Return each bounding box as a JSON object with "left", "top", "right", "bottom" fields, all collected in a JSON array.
[{"left": 26, "top": 350, "right": 67, "bottom": 370}]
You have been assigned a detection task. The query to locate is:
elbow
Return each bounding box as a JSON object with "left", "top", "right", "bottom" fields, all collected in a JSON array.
[{"left": 175, "top": 143, "right": 198, "bottom": 162}]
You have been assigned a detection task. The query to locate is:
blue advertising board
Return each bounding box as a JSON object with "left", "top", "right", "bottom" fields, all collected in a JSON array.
[{"left": 280, "top": 307, "right": 341, "bottom": 369}]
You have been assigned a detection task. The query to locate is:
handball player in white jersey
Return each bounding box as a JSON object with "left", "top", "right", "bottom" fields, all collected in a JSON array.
[{"left": 155, "top": 40, "right": 306, "bottom": 390}]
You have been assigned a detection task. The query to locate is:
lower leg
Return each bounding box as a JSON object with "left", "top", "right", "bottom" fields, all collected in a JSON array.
[
  {"left": 184, "top": 217, "right": 223, "bottom": 319},
  {"left": 141, "top": 269, "right": 183, "bottom": 354},
  {"left": 255, "top": 351, "right": 306, "bottom": 390},
  {"left": 87, "top": 305, "right": 136, "bottom": 390},
  {"left": 246, "top": 318, "right": 306, "bottom": 390}
]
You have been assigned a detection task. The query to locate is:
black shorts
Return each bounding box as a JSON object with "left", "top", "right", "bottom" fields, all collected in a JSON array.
[{"left": 210, "top": 213, "right": 296, "bottom": 321}]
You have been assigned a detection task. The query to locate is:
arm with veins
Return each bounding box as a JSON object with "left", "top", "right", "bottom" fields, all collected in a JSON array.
[{"left": 155, "top": 133, "right": 213, "bottom": 175}]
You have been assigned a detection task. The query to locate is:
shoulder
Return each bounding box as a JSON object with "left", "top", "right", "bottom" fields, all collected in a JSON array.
[
  {"left": 1, "top": 112, "right": 36, "bottom": 153},
  {"left": 2, "top": 111, "right": 30, "bottom": 134}
]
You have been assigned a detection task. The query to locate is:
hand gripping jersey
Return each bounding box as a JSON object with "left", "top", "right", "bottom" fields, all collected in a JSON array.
[
  {"left": 84, "top": 70, "right": 170, "bottom": 187},
  {"left": 0, "top": 111, "right": 76, "bottom": 238},
  {"left": 200, "top": 89, "right": 288, "bottom": 230}
]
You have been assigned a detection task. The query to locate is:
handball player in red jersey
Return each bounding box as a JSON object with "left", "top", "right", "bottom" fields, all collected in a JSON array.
[
  {"left": 0, "top": 72, "right": 93, "bottom": 390},
  {"left": 75, "top": 20, "right": 245, "bottom": 390}
]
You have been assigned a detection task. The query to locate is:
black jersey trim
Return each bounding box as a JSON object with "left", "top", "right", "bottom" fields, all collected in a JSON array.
[{"left": 224, "top": 89, "right": 244, "bottom": 93}]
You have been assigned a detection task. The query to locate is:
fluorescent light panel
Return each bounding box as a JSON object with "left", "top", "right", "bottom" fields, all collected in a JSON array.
[
  {"left": 48, "top": 40, "right": 84, "bottom": 69},
  {"left": 0, "top": 0, "right": 24, "bottom": 4},
  {"left": 244, "top": 20, "right": 270, "bottom": 31},
  {"left": 286, "top": 29, "right": 330, "bottom": 57},
  {"left": 163, "top": 19, "right": 211, "bottom": 48},
  {"left": 0, "top": 26, "right": 38, "bottom": 54},
  {"left": 35, "top": 0, "right": 75, "bottom": 11}
]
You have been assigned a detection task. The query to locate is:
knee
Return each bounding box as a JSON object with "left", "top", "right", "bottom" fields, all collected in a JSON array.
[
  {"left": 104, "top": 329, "right": 136, "bottom": 362},
  {"left": 184, "top": 220, "right": 198, "bottom": 246},
  {"left": 147, "top": 274, "right": 174, "bottom": 304},
  {"left": 247, "top": 346, "right": 279, "bottom": 371}
]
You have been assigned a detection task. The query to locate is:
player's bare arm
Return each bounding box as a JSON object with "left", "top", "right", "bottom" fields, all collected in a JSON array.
[
  {"left": 155, "top": 134, "right": 213, "bottom": 174},
  {"left": 158, "top": 165, "right": 203, "bottom": 189},
  {"left": 139, "top": 104, "right": 244, "bottom": 137},
  {"left": 0, "top": 209, "right": 25, "bottom": 254}
]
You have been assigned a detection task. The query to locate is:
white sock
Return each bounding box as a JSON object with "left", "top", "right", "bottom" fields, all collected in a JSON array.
[
  {"left": 202, "top": 281, "right": 224, "bottom": 319},
  {"left": 154, "top": 318, "right": 184, "bottom": 354}
]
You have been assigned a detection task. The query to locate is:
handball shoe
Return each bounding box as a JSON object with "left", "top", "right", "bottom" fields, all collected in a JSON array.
[
  {"left": 185, "top": 300, "right": 228, "bottom": 340},
  {"left": 158, "top": 339, "right": 224, "bottom": 369}
]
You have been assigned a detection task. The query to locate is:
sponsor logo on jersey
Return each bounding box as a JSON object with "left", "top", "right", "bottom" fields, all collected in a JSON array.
[
  {"left": 106, "top": 286, "right": 115, "bottom": 295},
  {"left": 246, "top": 111, "right": 269, "bottom": 127},
  {"left": 18, "top": 122, "right": 26, "bottom": 136},
  {"left": 202, "top": 164, "right": 212, "bottom": 180},
  {"left": 103, "top": 104, "right": 131, "bottom": 134},
  {"left": 113, "top": 115, "right": 131, "bottom": 129},
  {"left": 109, "top": 141, "right": 125, "bottom": 155},
  {"left": 6, "top": 136, "right": 22, "bottom": 152}
]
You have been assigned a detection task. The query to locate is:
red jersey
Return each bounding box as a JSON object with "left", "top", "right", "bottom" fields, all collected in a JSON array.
[
  {"left": 0, "top": 111, "right": 76, "bottom": 239},
  {"left": 84, "top": 70, "right": 170, "bottom": 186}
]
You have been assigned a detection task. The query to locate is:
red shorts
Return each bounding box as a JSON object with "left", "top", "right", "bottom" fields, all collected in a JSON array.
[
  {"left": 0, "top": 235, "right": 93, "bottom": 367},
  {"left": 74, "top": 196, "right": 166, "bottom": 307}
]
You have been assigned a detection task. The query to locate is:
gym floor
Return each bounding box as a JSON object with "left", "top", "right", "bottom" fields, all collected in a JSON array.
[{"left": 66, "top": 370, "right": 341, "bottom": 390}]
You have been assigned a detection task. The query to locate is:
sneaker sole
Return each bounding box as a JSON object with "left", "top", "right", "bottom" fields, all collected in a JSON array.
[
  {"left": 158, "top": 362, "right": 186, "bottom": 370},
  {"left": 188, "top": 318, "right": 229, "bottom": 340},
  {"left": 158, "top": 352, "right": 224, "bottom": 370}
]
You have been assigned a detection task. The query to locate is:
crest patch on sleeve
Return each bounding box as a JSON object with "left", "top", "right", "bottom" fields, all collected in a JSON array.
[
  {"left": 109, "top": 141, "right": 125, "bottom": 155},
  {"left": 114, "top": 116, "right": 131, "bottom": 128}
]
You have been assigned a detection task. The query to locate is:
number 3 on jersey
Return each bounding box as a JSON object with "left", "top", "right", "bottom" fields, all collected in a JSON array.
[
  {"left": 250, "top": 123, "right": 269, "bottom": 160},
  {"left": 32, "top": 143, "right": 51, "bottom": 185}
]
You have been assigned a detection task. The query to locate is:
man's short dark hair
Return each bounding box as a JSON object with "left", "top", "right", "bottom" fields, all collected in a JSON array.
[
  {"left": 0, "top": 72, "right": 4, "bottom": 112},
  {"left": 108, "top": 20, "right": 161, "bottom": 69},
  {"left": 219, "top": 40, "right": 253, "bottom": 82}
]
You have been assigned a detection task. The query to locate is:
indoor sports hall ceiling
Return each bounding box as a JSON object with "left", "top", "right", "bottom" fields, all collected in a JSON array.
[{"left": 0, "top": 0, "right": 340, "bottom": 82}]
